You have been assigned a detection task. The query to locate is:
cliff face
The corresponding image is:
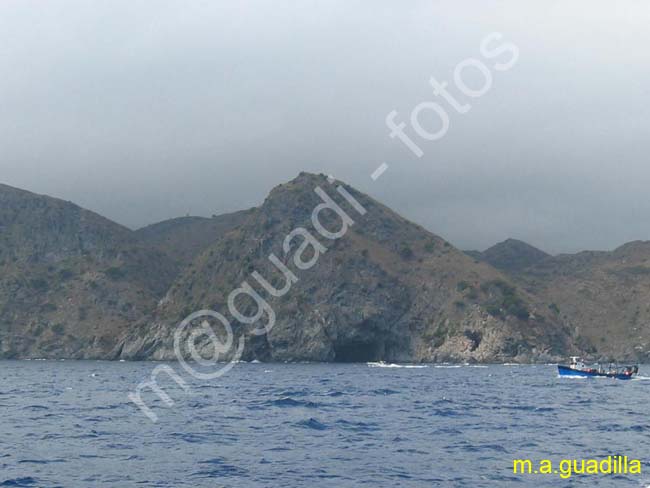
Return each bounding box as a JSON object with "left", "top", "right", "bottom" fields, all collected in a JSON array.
[
  {"left": 0, "top": 184, "right": 178, "bottom": 359},
  {"left": 465, "top": 235, "right": 650, "bottom": 361},
  {"left": 119, "top": 173, "right": 572, "bottom": 363},
  {"left": 509, "top": 241, "right": 650, "bottom": 361}
]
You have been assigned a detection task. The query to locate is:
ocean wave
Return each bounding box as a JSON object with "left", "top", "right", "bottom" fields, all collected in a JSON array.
[
  {"left": 169, "top": 432, "right": 211, "bottom": 444},
  {"left": 0, "top": 478, "right": 38, "bottom": 487},
  {"left": 267, "top": 397, "right": 320, "bottom": 408},
  {"left": 431, "top": 408, "right": 462, "bottom": 417},
  {"left": 24, "top": 405, "right": 48, "bottom": 411},
  {"left": 296, "top": 418, "right": 327, "bottom": 430},
  {"left": 335, "top": 419, "right": 381, "bottom": 432},
  {"left": 277, "top": 389, "right": 310, "bottom": 397},
  {"left": 192, "top": 465, "right": 247, "bottom": 478},
  {"left": 324, "top": 390, "right": 345, "bottom": 397},
  {"left": 371, "top": 388, "right": 399, "bottom": 395},
  {"left": 18, "top": 459, "right": 65, "bottom": 465}
]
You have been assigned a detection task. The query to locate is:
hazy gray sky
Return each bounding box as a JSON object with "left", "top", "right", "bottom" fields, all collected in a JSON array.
[{"left": 1, "top": 1, "right": 649, "bottom": 254}]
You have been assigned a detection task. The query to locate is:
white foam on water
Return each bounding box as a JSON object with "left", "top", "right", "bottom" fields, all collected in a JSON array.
[
  {"left": 367, "top": 362, "right": 428, "bottom": 369},
  {"left": 368, "top": 362, "right": 402, "bottom": 368}
]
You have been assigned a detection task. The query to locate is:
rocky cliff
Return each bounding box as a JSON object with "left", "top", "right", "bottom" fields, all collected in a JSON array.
[
  {"left": 507, "top": 241, "right": 650, "bottom": 361},
  {"left": 0, "top": 184, "right": 177, "bottom": 358},
  {"left": 6, "top": 174, "right": 649, "bottom": 362},
  {"left": 118, "top": 173, "right": 572, "bottom": 363}
]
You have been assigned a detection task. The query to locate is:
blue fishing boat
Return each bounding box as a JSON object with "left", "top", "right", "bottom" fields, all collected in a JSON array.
[{"left": 558, "top": 357, "right": 638, "bottom": 380}]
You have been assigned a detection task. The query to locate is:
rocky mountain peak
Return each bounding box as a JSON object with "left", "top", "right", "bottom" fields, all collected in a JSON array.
[
  {"left": 475, "top": 238, "right": 550, "bottom": 274},
  {"left": 120, "top": 173, "right": 571, "bottom": 363}
]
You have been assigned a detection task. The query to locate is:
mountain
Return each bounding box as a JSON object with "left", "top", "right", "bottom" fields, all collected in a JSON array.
[
  {"left": 0, "top": 184, "right": 178, "bottom": 358},
  {"left": 11, "top": 173, "right": 650, "bottom": 363},
  {"left": 466, "top": 239, "right": 550, "bottom": 273},
  {"left": 464, "top": 250, "right": 483, "bottom": 262},
  {"left": 119, "top": 173, "right": 572, "bottom": 363},
  {"left": 510, "top": 241, "right": 650, "bottom": 361},
  {"left": 134, "top": 210, "right": 253, "bottom": 267}
]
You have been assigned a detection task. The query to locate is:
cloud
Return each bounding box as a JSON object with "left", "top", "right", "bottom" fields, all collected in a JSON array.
[{"left": 0, "top": 0, "right": 648, "bottom": 253}]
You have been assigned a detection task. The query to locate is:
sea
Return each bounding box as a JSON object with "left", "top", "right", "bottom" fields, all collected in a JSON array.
[{"left": 1, "top": 361, "right": 648, "bottom": 487}]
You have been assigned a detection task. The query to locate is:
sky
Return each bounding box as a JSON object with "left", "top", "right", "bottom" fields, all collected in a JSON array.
[{"left": 1, "top": 0, "right": 649, "bottom": 254}]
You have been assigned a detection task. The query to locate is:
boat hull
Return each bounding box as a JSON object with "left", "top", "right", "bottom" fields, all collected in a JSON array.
[{"left": 558, "top": 365, "right": 633, "bottom": 380}]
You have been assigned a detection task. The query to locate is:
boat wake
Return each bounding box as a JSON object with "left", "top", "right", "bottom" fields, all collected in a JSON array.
[
  {"left": 632, "top": 375, "right": 650, "bottom": 381},
  {"left": 558, "top": 374, "right": 643, "bottom": 380},
  {"left": 367, "top": 362, "right": 428, "bottom": 369}
]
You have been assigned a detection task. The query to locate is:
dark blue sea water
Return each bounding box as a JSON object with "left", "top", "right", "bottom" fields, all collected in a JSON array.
[{"left": 1, "top": 361, "right": 648, "bottom": 487}]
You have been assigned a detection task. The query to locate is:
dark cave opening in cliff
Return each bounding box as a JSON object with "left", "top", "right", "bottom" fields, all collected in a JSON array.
[{"left": 333, "top": 340, "right": 385, "bottom": 362}]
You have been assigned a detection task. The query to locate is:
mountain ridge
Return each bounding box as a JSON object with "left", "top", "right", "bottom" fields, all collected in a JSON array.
[
  {"left": 1, "top": 174, "right": 649, "bottom": 361},
  {"left": 134, "top": 209, "right": 254, "bottom": 267},
  {"left": 0, "top": 182, "right": 178, "bottom": 358}
]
